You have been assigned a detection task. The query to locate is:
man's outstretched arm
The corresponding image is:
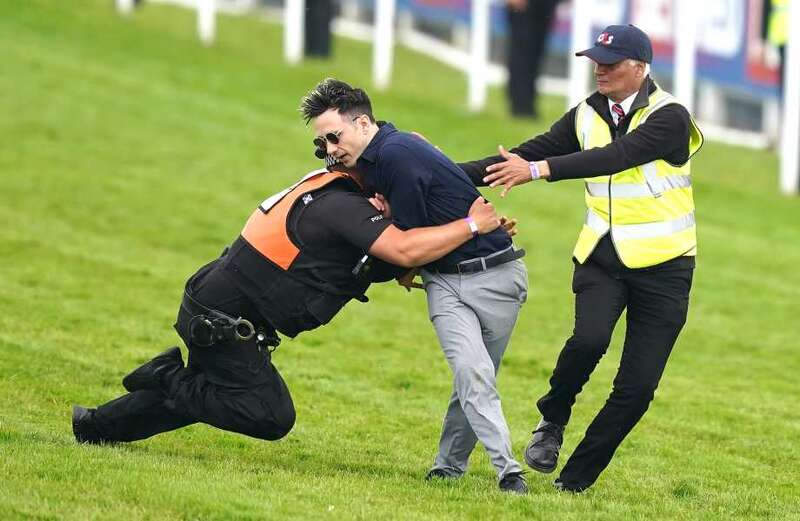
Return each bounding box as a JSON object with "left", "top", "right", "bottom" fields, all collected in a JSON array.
[{"left": 368, "top": 196, "right": 500, "bottom": 268}]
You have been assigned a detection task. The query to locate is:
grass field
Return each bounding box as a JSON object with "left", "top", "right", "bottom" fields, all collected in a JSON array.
[{"left": 1, "top": 1, "right": 799, "bottom": 519}]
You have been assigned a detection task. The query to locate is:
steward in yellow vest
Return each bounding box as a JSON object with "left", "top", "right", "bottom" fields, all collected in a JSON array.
[
  {"left": 572, "top": 85, "right": 703, "bottom": 268},
  {"left": 459, "top": 23, "right": 703, "bottom": 493}
]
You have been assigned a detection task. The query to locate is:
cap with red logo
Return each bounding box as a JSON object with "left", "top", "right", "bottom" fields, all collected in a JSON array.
[{"left": 576, "top": 24, "right": 653, "bottom": 64}]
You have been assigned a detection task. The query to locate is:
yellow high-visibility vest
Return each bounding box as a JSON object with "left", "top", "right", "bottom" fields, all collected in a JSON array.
[
  {"left": 768, "top": 0, "right": 788, "bottom": 47},
  {"left": 572, "top": 87, "right": 704, "bottom": 268}
]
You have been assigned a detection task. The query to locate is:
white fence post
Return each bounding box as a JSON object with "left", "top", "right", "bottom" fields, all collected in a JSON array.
[
  {"left": 373, "top": 0, "right": 396, "bottom": 90},
  {"left": 780, "top": 0, "right": 800, "bottom": 195},
  {"left": 197, "top": 0, "right": 216, "bottom": 46},
  {"left": 673, "top": 0, "right": 697, "bottom": 113},
  {"left": 116, "top": 0, "right": 134, "bottom": 15},
  {"left": 468, "top": 0, "right": 490, "bottom": 112},
  {"left": 568, "top": 0, "right": 593, "bottom": 108},
  {"left": 284, "top": 0, "right": 305, "bottom": 64}
]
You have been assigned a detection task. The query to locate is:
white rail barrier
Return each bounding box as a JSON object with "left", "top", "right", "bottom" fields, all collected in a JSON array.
[
  {"left": 124, "top": 0, "right": 795, "bottom": 171},
  {"left": 116, "top": 0, "right": 135, "bottom": 15},
  {"left": 197, "top": 0, "right": 216, "bottom": 46},
  {"left": 568, "top": 0, "right": 593, "bottom": 108},
  {"left": 780, "top": 0, "right": 800, "bottom": 195},
  {"left": 467, "top": 0, "right": 490, "bottom": 112},
  {"left": 283, "top": 0, "right": 304, "bottom": 64},
  {"left": 373, "top": 0, "right": 396, "bottom": 90}
]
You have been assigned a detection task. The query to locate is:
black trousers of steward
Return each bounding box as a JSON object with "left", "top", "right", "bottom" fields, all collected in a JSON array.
[
  {"left": 536, "top": 236, "right": 694, "bottom": 489},
  {"left": 92, "top": 261, "right": 296, "bottom": 442}
]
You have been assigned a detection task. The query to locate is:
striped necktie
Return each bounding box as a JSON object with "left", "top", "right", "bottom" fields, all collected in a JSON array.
[{"left": 611, "top": 103, "right": 625, "bottom": 125}]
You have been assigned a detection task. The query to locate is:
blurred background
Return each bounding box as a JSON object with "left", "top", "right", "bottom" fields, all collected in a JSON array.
[{"left": 117, "top": 0, "right": 800, "bottom": 193}]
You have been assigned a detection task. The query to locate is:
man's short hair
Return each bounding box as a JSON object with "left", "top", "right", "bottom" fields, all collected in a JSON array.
[
  {"left": 299, "top": 78, "right": 376, "bottom": 124},
  {"left": 627, "top": 59, "right": 650, "bottom": 76}
]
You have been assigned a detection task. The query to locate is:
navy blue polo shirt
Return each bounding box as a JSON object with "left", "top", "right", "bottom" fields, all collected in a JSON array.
[{"left": 357, "top": 122, "right": 511, "bottom": 270}]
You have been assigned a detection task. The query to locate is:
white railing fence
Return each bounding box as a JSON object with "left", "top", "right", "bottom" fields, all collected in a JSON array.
[{"left": 118, "top": 0, "right": 799, "bottom": 195}]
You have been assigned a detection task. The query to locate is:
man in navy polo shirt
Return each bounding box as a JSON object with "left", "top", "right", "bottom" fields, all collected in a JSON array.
[{"left": 300, "top": 78, "right": 529, "bottom": 494}]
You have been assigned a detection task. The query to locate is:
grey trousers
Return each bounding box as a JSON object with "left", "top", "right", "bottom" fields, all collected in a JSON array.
[{"left": 421, "top": 257, "right": 528, "bottom": 480}]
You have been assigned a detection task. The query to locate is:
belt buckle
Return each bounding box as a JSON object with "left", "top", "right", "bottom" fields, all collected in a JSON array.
[
  {"left": 457, "top": 258, "right": 485, "bottom": 274},
  {"left": 232, "top": 317, "right": 255, "bottom": 341}
]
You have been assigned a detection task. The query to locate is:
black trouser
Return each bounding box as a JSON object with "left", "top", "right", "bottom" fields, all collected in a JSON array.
[
  {"left": 305, "top": 0, "right": 333, "bottom": 57},
  {"left": 505, "top": 0, "right": 559, "bottom": 117},
  {"left": 92, "top": 262, "right": 296, "bottom": 442},
  {"left": 536, "top": 237, "right": 693, "bottom": 488}
]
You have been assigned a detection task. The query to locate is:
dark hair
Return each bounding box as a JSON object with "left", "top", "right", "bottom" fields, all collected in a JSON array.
[{"left": 299, "top": 78, "right": 375, "bottom": 124}]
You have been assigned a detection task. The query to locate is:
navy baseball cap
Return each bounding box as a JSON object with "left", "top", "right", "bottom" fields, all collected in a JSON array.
[{"left": 576, "top": 24, "right": 653, "bottom": 64}]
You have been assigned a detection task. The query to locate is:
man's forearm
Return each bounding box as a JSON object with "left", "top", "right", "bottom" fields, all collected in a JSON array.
[
  {"left": 548, "top": 105, "right": 691, "bottom": 181},
  {"left": 458, "top": 108, "right": 579, "bottom": 187},
  {"left": 459, "top": 158, "right": 499, "bottom": 186},
  {"left": 368, "top": 221, "right": 474, "bottom": 268}
]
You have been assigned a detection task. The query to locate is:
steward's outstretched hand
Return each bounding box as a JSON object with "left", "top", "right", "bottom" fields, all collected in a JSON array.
[{"left": 483, "top": 145, "right": 531, "bottom": 197}]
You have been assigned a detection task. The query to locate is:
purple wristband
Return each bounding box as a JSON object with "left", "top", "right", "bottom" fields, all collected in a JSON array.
[
  {"left": 464, "top": 216, "right": 479, "bottom": 238},
  {"left": 529, "top": 161, "right": 540, "bottom": 180}
]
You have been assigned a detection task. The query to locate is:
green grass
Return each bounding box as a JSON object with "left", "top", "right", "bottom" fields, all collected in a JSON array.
[{"left": 1, "top": 1, "right": 798, "bottom": 519}]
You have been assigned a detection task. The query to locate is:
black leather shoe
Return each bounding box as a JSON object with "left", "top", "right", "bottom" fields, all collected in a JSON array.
[
  {"left": 425, "top": 468, "right": 458, "bottom": 481},
  {"left": 524, "top": 418, "right": 565, "bottom": 473},
  {"left": 72, "top": 405, "right": 108, "bottom": 444},
  {"left": 498, "top": 472, "right": 528, "bottom": 494},
  {"left": 122, "top": 346, "right": 183, "bottom": 392},
  {"left": 554, "top": 478, "right": 588, "bottom": 493}
]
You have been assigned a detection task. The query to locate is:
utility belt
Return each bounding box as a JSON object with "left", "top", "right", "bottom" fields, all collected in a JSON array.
[
  {"left": 434, "top": 246, "right": 525, "bottom": 275},
  {"left": 179, "top": 290, "right": 281, "bottom": 352}
]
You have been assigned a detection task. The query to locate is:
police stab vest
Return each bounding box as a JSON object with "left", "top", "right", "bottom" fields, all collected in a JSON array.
[
  {"left": 241, "top": 169, "right": 348, "bottom": 270},
  {"left": 221, "top": 170, "right": 370, "bottom": 337},
  {"left": 573, "top": 87, "right": 704, "bottom": 268}
]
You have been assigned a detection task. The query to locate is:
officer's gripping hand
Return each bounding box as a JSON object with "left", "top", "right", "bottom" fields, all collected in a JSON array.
[
  {"left": 500, "top": 216, "right": 519, "bottom": 237},
  {"left": 397, "top": 268, "right": 423, "bottom": 292}
]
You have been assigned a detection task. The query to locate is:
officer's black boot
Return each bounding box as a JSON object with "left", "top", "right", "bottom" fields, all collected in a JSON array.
[
  {"left": 122, "top": 347, "right": 184, "bottom": 393},
  {"left": 72, "top": 405, "right": 113, "bottom": 444}
]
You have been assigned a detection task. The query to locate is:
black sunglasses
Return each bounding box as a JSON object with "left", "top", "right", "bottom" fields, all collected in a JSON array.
[
  {"left": 312, "top": 116, "right": 362, "bottom": 159},
  {"left": 313, "top": 129, "right": 344, "bottom": 150}
]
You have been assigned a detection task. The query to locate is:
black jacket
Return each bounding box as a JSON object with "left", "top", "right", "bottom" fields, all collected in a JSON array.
[{"left": 458, "top": 77, "right": 696, "bottom": 185}]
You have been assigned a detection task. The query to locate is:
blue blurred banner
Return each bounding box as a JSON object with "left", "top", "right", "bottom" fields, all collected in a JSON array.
[
  {"left": 396, "top": 0, "right": 781, "bottom": 98},
  {"left": 396, "top": 0, "right": 507, "bottom": 31}
]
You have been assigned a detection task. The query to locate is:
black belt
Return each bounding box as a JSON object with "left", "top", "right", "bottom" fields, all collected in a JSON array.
[
  {"left": 435, "top": 247, "right": 525, "bottom": 275},
  {"left": 180, "top": 291, "right": 281, "bottom": 351}
]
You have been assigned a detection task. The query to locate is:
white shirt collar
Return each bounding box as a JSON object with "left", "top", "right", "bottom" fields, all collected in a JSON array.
[{"left": 608, "top": 91, "right": 638, "bottom": 125}]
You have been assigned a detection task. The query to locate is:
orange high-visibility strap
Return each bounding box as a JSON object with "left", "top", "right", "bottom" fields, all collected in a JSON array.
[{"left": 241, "top": 172, "right": 348, "bottom": 270}]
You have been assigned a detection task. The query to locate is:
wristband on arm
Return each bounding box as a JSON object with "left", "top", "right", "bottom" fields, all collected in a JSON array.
[
  {"left": 529, "top": 161, "right": 540, "bottom": 180},
  {"left": 464, "top": 216, "right": 479, "bottom": 238}
]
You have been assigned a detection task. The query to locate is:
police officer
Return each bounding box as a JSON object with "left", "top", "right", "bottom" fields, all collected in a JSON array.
[
  {"left": 71, "top": 158, "right": 504, "bottom": 445},
  {"left": 459, "top": 24, "right": 703, "bottom": 492}
]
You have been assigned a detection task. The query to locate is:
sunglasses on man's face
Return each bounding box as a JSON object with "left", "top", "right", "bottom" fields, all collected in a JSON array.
[
  {"left": 313, "top": 116, "right": 363, "bottom": 159},
  {"left": 313, "top": 129, "right": 344, "bottom": 150}
]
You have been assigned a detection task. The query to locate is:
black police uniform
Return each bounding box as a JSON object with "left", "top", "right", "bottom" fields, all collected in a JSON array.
[{"left": 83, "top": 173, "right": 398, "bottom": 443}]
